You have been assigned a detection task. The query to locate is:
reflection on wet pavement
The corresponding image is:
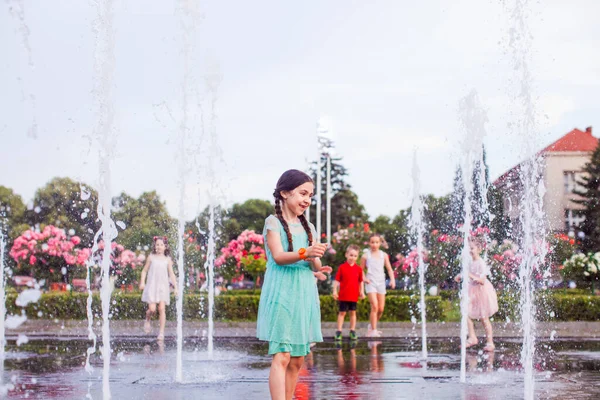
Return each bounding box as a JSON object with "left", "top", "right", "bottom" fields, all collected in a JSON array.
[{"left": 1, "top": 337, "right": 599, "bottom": 399}]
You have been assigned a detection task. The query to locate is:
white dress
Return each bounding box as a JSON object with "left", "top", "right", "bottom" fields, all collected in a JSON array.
[
  {"left": 142, "top": 256, "right": 171, "bottom": 305},
  {"left": 365, "top": 250, "right": 387, "bottom": 294}
]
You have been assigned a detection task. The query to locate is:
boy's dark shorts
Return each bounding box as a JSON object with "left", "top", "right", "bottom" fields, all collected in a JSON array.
[{"left": 338, "top": 301, "right": 357, "bottom": 312}]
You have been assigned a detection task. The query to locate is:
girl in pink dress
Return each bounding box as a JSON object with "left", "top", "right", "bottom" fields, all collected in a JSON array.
[
  {"left": 455, "top": 236, "right": 498, "bottom": 352},
  {"left": 139, "top": 236, "right": 179, "bottom": 341}
]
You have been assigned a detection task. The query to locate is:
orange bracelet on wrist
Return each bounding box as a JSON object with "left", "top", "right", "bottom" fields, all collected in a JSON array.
[{"left": 298, "top": 248, "right": 307, "bottom": 260}]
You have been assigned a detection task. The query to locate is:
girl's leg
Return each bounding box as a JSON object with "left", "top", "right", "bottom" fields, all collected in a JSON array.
[
  {"left": 146, "top": 303, "right": 157, "bottom": 320},
  {"left": 269, "top": 352, "right": 290, "bottom": 400},
  {"left": 285, "top": 356, "right": 305, "bottom": 400},
  {"left": 368, "top": 293, "right": 379, "bottom": 331},
  {"left": 145, "top": 303, "right": 156, "bottom": 333},
  {"left": 482, "top": 317, "right": 495, "bottom": 350},
  {"left": 376, "top": 294, "right": 386, "bottom": 321},
  {"left": 467, "top": 318, "right": 478, "bottom": 346},
  {"left": 349, "top": 310, "right": 357, "bottom": 331},
  {"left": 337, "top": 311, "right": 347, "bottom": 332},
  {"left": 157, "top": 301, "right": 166, "bottom": 339}
]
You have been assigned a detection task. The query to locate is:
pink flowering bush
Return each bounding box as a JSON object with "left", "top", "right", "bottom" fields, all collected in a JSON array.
[
  {"left": 9, "top": 225, "right": 91, "bottom": 284},
  {"left": 487, "top": 239, "right": 522, "bottom": 289},
  {"left": 399, "top": 249, "right": 422, "bottom": 275},
  {"left": 398, "top": 227, "right": 490, "bottom": 287},
  {"left": 90, "top": 240, "right": 145, "bottom": 286},
  {"left": 324, "top": 222, "right": 376, "bottom": 271},
  {"left": 183, "top": 231, "right": 205, "bottom": 290},
  {"left": 215, "top": 230, "right": 266, "bottom": 283}
]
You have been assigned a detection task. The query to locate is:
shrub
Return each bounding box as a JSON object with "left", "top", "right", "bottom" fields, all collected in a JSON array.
[{"left": 5, "top": 291, "right": 598, "bottom": 322}]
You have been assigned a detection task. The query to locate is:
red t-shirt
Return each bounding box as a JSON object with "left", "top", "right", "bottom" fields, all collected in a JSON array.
[{"left": 335, "top": 262, "right": 363, "bottom": 302}]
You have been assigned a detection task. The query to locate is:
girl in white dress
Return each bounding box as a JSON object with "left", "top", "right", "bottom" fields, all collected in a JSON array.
[
  {"left": 139, "top": 236, "right": 178, "bottom": 340},
  {"left": 361, "top": 234, "right": 396, "bottom": 337}
]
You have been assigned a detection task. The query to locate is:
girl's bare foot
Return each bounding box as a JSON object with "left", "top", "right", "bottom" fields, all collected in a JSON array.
[
  {"left": 157, "top": 334, "right": 164, "bottom": 341},
  {"left": 483, "top": 343, "right": 495, "bottom": 352}
]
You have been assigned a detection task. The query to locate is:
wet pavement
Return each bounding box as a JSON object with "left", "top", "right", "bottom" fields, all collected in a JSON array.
[
  {"left": 11, "top": 319, "right": 600, "bottom": 339},
  {"left": 1, "top": 335, "right": 599, "bottom": 399}
]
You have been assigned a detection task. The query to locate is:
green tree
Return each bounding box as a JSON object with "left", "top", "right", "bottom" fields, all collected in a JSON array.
[
  {"left": 225, "top": 199, "right": 273, "bottom": 240},
  {"left": 574, "top": 141, "right": 600, "bottom": 252},
  {"left": 112, "top": 191, "right": 176, "bottom": 251},
  {"left": 371, "top": 212, "right": 410, "bottom": 260},
  {"left": 0, "top": 186, "right": 29, "bottom": 241},
  {"left": 450, "top": 146, "right": 510, "bottom": 240},
  {"left": 330, "top": 189, "right": 369, "bottom": 232},
  {"left": 488, "top": 184, "right": 511, "bottom": 241},
  {"left": 423, "top": 194, "right": 454, "bottom": 235},
  {"left": 27, "top": 177, "right": 99, "bottom": 246}
]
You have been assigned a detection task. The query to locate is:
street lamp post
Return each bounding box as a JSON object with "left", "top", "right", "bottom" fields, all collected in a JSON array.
[
  {"left": 326, "top": 153, "right": 331, "bottom": 245},
  {"left": 316, "top": 116, "right": 333, "bottom": 245}
]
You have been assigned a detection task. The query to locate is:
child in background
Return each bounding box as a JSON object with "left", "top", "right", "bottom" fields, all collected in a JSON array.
[
  {"left": 455, "top": 236, "right": 498, "bottom": 351},
  {"left": 362, "top": 233, "right": 396, "bottom": 337},
  {"left": 333, "top": 244, "right": 368, "bottom": 341},
  {"left": 256, "top": 169, "right": 331, "bottom": 400},
  {"left": 139, "top": 236, "right": 178, "bottom": 341}
]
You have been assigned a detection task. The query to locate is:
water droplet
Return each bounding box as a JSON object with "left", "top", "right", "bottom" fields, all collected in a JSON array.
[{"left": 80, "top": 186, "right": 91, "bottom": 200}]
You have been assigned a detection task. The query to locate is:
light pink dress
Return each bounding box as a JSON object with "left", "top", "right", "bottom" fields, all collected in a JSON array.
[
  {"left": 468, "top": 258, "right": 498, "bottom": 319},
  {"left": 141, "top": 256, "right": 171, "bottom": 305}
]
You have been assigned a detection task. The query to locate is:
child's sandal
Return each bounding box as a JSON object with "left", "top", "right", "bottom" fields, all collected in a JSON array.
[{"left": 483, "top": 343, "right": 495, "bottom": 352}]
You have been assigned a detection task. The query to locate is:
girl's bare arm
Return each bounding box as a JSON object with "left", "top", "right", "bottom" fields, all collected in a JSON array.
[
  {"left": 266, "top": 229, "right": 326, "bottom": 265},
  {"left": 139, "top": 256, "right": 151, "bottom": 289},
  {"left": 384, "top": 253, "right": 396, "bottom": 289},
  {"left": 167, "top": 259, "right": 178, "bottom": 289}
]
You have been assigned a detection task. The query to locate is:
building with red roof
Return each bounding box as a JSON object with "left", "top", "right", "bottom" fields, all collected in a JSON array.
[{"left": 494, "top": 127, "right": 597, "bottom": 233}]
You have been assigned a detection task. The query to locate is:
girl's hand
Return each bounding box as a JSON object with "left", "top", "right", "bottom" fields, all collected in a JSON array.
[
  {"left": 314, "top": 271, "right": 327, "bottom": 281},
  {"left": 454, "top": 275, "right": 461, "bottom": 283},
  {"left": 139, "top": 283, "right": 145, "bottom": 290},
  {"left": 360, "top": 292, "right": 366, "bottom": 300},
  {"left": 364, "top": 278, "right": 371, "bottom": 285},
  {"left": 319, "top": 265, "right": 333, "bottom": 274},
  {"left": 390, "top": 280, "right": 396, "bottom": 290},
  {"left": 306, "top": 243, "right": 327, "bottom": 258},
  {"left": 332, "top": 292, "right": 339, "bottom": 300}
]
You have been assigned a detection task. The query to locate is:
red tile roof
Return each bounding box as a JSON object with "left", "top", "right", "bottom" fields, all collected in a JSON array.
[
  {"left": 542, "top": 127, "right": 597, "bottom": 153},
  {"left": 493, "top": 127, "right": 597, "bottom": 186}
]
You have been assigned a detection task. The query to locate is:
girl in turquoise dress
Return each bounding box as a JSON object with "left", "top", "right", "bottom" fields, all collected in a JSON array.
[{"left": 257, "top": 169, "right": 331, "bottom": 400}]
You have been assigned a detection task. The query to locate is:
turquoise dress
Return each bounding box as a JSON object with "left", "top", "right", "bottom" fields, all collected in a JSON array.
[{"left": 256, "top": 215, "right": 323, "bottom": 357}]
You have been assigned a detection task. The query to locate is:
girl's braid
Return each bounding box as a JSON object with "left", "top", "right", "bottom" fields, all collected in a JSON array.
[
  {"left": 298, "top": 214, "right": 314, "bottom": 245},
  {"left": 274, "top": 196, "right": 294, "bottom": 251}
]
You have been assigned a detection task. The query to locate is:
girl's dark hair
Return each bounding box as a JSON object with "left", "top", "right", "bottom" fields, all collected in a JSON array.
[
  {"left": 369, "top": 233, "right": 382, "bottom": 240},
  {"left": 152, "top": 236, "right": 171, "bottom": 257},
  {"left": 273, "top": 169, "right": 314, "bottom": 251}
]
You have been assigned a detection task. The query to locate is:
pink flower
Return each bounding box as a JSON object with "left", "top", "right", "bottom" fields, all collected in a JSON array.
[
  {"left": 70, "top": 236, "right": 81, "bottom": 245},
  {"left": 29, "top": 255, "right": 37, "bottom": 265}
]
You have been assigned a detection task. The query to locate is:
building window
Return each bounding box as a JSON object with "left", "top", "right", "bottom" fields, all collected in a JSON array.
[
  {"left": 564, "top": 171, "right": 583, "bottom": 194},
  {"left": 564, "top": 209, "right": 585, "bottom": 231}
]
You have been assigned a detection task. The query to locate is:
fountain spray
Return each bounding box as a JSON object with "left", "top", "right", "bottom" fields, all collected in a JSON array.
[{"left": 409, "top": 151, "right": 427, "bottom": 360}]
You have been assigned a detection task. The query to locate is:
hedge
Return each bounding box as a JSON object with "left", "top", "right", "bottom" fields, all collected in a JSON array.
[
  {"left": 4, "top": 291, "right": 599, "bottom": 322},
  {"left": 5, "top": 292, "right": 442, "bottom": 322}
]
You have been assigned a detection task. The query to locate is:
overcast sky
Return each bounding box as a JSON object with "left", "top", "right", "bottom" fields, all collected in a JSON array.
[{"left": 1, "top": 0, "right": 599, "bottom": 221}]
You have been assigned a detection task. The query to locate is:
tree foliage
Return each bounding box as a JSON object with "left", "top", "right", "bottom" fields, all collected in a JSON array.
[
  {"left": 574, "top": 141, "right": 600, "bottom": 252},
  {"left": 27, "top": 177, "right": 99, "bottom": 246},
  {"left": 112, "top": 191, "right": 176, "bottom": 251}
]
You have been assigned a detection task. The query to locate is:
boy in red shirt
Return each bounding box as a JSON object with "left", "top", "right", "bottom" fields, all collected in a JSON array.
[{"left": 333, "top": 245, "right": 369, "bottom": 341}]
